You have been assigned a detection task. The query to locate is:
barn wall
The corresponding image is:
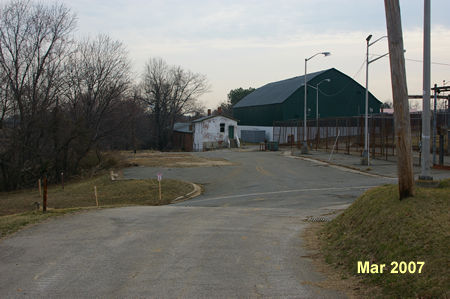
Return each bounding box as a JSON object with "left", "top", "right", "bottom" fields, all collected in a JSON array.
[
  {"left": 233, "top": 68, "right": 382, "bottom": 127},
  {"left": 233, "top": 104, "right": 282, "bottom": 126}
]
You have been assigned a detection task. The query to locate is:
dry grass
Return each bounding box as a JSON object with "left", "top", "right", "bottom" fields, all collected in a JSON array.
[
  {"left": 302, "top": 223, "right": 382, "bottom": 298},
  {"left": 0, "top": 174, "right": 193, "bottom": 238},
  {"left": 120, "top": 150, "right": 235, "bottom": 168},
  {"left": 319, "top": 179, "right": 450, "bottom": 298}
]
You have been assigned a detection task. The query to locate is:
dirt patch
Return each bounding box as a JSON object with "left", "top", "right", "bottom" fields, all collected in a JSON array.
[
  {"left": 301, "top": 222, "right": 382, "bottom": 299},
  {"left": 121, "top": 151, "right": 236, "bottom": 168}
]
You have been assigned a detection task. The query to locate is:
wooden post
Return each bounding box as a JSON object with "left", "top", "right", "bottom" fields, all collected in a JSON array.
[
  {"left": 94, "top": 186, "right": 99, "bottom": 207},
  {"left": 157, "top": 173, "right": 162, "bottom": 202},
  {"left": 158, "top": 181, "right": 162, "bottom": 201},
  {"left": 38, "top": 179, "right": 42, "bottom": 197},
  {"left": 384, "top": 0, "right": 415, "bottom": 199},
  {"left": 43, "top": 177, "right": 47, "bottom": 213}
]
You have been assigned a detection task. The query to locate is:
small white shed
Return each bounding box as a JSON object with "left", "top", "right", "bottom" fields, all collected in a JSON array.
[{"left": 192, "top": 115, "right": 239, "bottom": 151}]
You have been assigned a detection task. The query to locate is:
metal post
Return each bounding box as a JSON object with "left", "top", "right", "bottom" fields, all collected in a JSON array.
[
  {"left": 420, "top": 0, "right": 432, "bottom": 180},
  {"left": 302, "top": 52, "right": 330, "bottom": 153},
  {"left": 302, "top": 58, "right": 308, "bottom": 153},
  {"left": 362, "top": 36, "right": 370, "bottom": 165},
  {"left": 432, "top": 84, "right": 437, "bottom": 165},
  {"left": 316, "top": 85, "right": 319, "bottom": 148}
]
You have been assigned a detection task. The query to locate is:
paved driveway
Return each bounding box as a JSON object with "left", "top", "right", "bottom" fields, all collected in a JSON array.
[
  {"left": 0, "top": 150, "right": 391, "bottom": 298},
  {"left": 126, "top": 150, "right": 389, "bottom": 210}
]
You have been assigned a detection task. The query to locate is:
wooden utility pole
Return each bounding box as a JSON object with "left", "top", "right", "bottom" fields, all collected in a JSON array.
[{"left": 384, "top": 0, "right": 415, "bottom": 199}]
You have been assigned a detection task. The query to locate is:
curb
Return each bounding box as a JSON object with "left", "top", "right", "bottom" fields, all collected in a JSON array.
[
  {"left": 172, "top": 183, "right": 203, "bottom": 203},
  {"left": 288, "top": 152, "right": 396, "bottom": 179}
]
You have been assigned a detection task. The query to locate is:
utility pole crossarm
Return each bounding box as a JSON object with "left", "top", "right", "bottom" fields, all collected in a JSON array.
[{"left": 369, "top": 52, "right": 390, "bottom": 64}]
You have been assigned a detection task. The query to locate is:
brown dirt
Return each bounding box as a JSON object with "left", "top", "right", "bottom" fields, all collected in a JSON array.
[
  {"left": 301, "top": 222, "right": 383, "bottom": 299},
  {"left": 120, "top": 151, "right": 236, "bottom": 168}
]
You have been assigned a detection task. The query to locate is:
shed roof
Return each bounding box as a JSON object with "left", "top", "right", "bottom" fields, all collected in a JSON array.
[
  {"left": 192, "top": 114, "right": 237, "bottom": 123},
  {"left": 173, "top": 122, "right": 192, "bottom": 133},
  {"left": 233, "top": 69, "right": 328, "bottom": 108}
]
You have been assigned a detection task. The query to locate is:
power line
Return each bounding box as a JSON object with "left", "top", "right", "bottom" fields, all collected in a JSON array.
[
  {"left": 405, "top": 58, "right": 450, "bottom": 66},
  {"left": 371, "top": 53, "right": 450, "bottom": 66},
  {"left": 319, "top": 56, "right": 366, "bottom": 97}
]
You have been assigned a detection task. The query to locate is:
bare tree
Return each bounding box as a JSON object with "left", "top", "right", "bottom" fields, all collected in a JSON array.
[
  {"left": 140, "top": 58, "right": 209, "bottom": 150},
  {"left": 0, "top": 74, "right": 12, "bottom": 128},
  {"left": 0, "top": 0, "right": 76, "bottom": 189},
  {"left": 62, "top": 34, "right": 131, "bottom": 169}
]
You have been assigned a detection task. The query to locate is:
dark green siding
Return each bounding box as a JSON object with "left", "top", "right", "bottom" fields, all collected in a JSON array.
[
  {"left": 234, "top": 68, "right": 382, "bottom": 126},
  {"left": 299, "top": 69, "right": 381, "bottom": 119},
  {"left": 233, "top": 104, "right": 282, "bottom": 126}
]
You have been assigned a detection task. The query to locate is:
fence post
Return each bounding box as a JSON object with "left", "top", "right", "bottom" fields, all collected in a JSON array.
[
  {"left": 371, "top": 116, "right": 375, "bottom": 158},
  {"left": 335, "top": 119, "right": 338, "bottom": 153},
  {"left": 43, "top": 176, "right": 47, "bottom": 213},
  {"left": 360, "top": 116, "right": 364, "bottom": 155},
  {"left": 381, "top": 115, "right": 384, "bottom": 158},
  {"left": 346, "top": 119, "right": 350, "bottom": 154}
]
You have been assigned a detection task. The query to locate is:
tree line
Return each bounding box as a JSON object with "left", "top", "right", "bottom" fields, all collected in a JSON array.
[{"left": 0, "top": 0, "right": 208, "bottom": 190}]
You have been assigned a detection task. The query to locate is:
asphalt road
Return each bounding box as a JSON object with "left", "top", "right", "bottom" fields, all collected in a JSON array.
[
  {"left": 0, "top": 150, "right": 391, "bottom": 298},
  {"left": 126, "top": 150, "right": 389, "bottom": 210}
]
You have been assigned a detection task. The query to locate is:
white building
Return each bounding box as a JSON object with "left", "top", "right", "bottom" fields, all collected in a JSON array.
[{"left": 192, "top": 114, "right": 239, "bottom": 151}]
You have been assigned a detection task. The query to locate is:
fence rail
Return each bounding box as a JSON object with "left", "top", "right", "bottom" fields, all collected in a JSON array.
[{"left": 273, "top": 112, "right": 450, "bottom": 159}]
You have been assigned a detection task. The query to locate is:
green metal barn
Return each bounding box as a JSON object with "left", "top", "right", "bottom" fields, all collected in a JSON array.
[{"left": 233, "top": 68, "right": 382, "bottom": 126}]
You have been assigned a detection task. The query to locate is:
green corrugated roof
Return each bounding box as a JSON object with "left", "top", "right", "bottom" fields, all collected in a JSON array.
[{"left": 233, "top": 69, "right": 328, "bottom": 108}]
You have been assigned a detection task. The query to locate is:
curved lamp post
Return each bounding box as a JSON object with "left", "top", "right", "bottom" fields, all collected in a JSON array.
[
  {"left": 362, "top": 35, "right": 388, "bottom": 165},
  {"left": 302, "top": 52, "right": 331, "bottom": 153},
  {"left": 308, "top": 78, "right": 331, "bottom": 141}
]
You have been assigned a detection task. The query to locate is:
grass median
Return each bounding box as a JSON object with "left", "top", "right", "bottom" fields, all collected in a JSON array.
[
  {"left": 319, "top": 179, "right": 450, "bottom": 298},
  {"left": 0, "top": 174, "right": 193, "bottom": 238}
]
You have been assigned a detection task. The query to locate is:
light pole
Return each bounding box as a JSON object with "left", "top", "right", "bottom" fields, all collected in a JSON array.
[
  {"left": 419, "top": 0, "right": 432, "bottom": 180},
  {"left": 302, "top": 51, "right": 331, "bottom": 154},
  {"left": 308, "top": 79, "right": 331, "bottom": 139},
  {"left": 316, "top": 79, "right": 331, "bottom": 130},
  {"left": 362, "top": 34, "right": 388, "bottom": 165}
]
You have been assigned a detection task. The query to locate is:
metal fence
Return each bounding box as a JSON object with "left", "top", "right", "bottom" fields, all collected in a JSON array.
[{"left": 273, "top": 112, "right": 450, "bottom": 159}]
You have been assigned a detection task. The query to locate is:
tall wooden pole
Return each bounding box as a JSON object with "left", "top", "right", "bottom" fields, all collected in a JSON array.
[{"left": 384, "top": 0, "right": 415, "bottom": 199}]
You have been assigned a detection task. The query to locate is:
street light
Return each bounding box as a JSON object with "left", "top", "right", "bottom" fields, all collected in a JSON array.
[
  {"left": 302, "top": 51, "right": 331, "bottom": 153},
  {"left": 308, "top": 79, "right": 331, "bottom": 140},
  {"left": 362, "top": 35, "right": 388, "bottom": 165},
  {"left": 316, "top": 79, "right": 331, "bottom": 130}
]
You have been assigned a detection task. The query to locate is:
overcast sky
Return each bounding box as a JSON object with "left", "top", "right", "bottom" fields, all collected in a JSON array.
[{"left": 33, "top": 1, "right": 450, "bottom": 108}]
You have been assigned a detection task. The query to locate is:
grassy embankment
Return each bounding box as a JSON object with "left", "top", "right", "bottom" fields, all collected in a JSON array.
[
  {"left": 320, "top": 179, "right": 450, "bottom": 298},
  {"left": 0, "top": 174, "right": 193, "bottom": 238}
]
